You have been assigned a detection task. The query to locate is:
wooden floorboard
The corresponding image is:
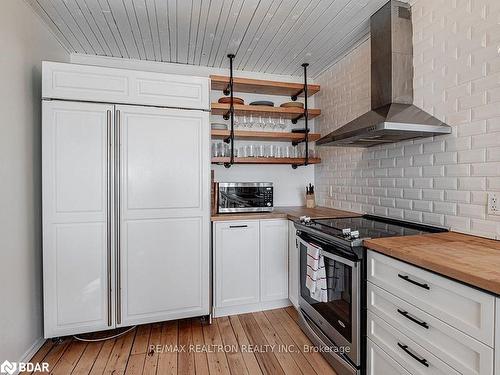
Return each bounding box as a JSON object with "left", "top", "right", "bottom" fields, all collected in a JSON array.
[{"left": 27, "top": 308, "right": 336, "bottom": 374}]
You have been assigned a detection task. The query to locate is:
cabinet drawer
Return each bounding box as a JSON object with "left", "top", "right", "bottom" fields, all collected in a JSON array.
[
  {"left": 368, "top": 311, "right": 460, "bottom": 375},
  {"left": 367, "top": 282, "right": 494, "bottom": 375},
  {"left": 367, "top": 250, "right": 495, "bottom": 346},
  {"left": 367, "top": 338, "right": 411, "bottom": 375}
]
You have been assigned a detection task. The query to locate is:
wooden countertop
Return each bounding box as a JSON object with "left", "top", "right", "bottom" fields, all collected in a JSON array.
[
  {"left": 211, "top": 206, "right": 361, "bottom": 222},
  {"left": 365, "top": 232, "right": 500, "bottom": 295}
]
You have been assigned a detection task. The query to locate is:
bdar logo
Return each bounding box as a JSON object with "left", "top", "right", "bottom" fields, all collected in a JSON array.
[{"left": 0, "top": 360, "right": 16, "bottom": 375}]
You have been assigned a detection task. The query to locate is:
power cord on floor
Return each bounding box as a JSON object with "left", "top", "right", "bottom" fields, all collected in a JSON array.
[{"left": 73, "top": 325, "right": 137, "bottom": 342}]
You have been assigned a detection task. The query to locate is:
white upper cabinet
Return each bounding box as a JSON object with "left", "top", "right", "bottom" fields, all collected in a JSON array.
[
  {"left": 42, "top": 101, "right": 113, "bottom": 337},
  {"left": 42, "top": 62, "right": 210, "bottom": 110},
  {"left": 117, "top": 105, "right": 210, "bottom": 326},
  {"left": 260, "top": 219, "right": 289, "bottom": 302}
]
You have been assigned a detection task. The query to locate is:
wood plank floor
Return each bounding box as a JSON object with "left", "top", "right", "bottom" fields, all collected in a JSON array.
[{"left": 24, "top": 307, "right": 336, "bottom": 375}]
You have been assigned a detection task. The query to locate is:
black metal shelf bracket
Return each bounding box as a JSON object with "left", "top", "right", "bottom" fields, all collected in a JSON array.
[
  {"left": 292, "top": 63, "right": 310, "bottom": 169},
  {"left": 224, "top": 54, "right": 236, "bottom": 168},
  {"left": 291, "top": 88, "right": 304, "bottom": 101}
]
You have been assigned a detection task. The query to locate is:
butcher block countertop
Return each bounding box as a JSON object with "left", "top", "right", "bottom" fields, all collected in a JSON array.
[
  {"left": 365, "top": 232, "right": 500, "bottom": 295},
  {"left": 211, "top": 206, "right": 361, "bottom": 222}
]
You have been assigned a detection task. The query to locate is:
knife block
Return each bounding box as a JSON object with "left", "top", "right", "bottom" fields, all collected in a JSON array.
[{"left": 306, "top": 193, "right": 316, "bottom": 208}]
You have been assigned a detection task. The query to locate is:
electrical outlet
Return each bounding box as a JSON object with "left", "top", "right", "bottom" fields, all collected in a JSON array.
[{"left": 487, "top": 193, "right": 499, "bottom": 215}]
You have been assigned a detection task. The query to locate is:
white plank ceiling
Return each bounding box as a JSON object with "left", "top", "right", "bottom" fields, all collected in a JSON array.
[{"left": 27, "top": 0, "right": 395, "bottom": 77}]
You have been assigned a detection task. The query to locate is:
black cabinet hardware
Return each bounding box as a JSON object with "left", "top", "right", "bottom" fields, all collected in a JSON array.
[
  {"left": 397, "top": 274, "right": 430, "bottom": 290},
  {"left": 397, "top": 343, "right": 429, "bottom": 367},
  {"left": 397, "top": 309, "right": 429, "bottom": 329},
  {"left": 229, "top": 225, "right": 248, "bottom": 228}
]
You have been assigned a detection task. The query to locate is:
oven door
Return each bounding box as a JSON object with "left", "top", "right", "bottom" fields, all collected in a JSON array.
[
  {"left": 218, "top": 183, "right": 273, "bottom": 213},
  {"left": 298, "top": 234, "right": 360, "bottom": 367}
]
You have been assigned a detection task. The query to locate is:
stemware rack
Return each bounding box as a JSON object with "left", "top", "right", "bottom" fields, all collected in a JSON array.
[{"left": 211, "top": 54, "right": 321, "bottom": 168}]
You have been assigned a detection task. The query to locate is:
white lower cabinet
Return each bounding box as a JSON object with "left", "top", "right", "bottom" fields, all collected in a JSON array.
[
  {"left": 260, "top": 220, "right": 288, "bottom": 301},
  {"left": 367, "top": 338, "right": 411, "bottom": 375},
  {"left": 214, "top": 219, "right": 290, "bottom": 317},
  {"left": 288, "top": 220, "right": 299, "bottom": 308},
  {"left": 367, "top": 250, "right": 496, "bottom": 375},
  {"left": 214, "top": 220, "right": 260, "bottom": 309},
  {"left": 368, "top": 311, "right": 460, "bottom": 375},
  {"left": 496, "top": 298, "right": 500, "bottom": 375}
]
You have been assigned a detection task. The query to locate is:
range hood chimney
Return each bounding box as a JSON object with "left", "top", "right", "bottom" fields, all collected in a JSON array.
[{"left": 317, "top": 0, "right": 451, "bottom": 147}]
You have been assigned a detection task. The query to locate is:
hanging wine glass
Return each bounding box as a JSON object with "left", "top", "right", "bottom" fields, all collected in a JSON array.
[{"left": 247, "top": 114, "right": 254, "bottom": 129}]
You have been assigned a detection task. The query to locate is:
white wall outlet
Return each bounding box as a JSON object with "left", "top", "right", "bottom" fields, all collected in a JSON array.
[{"left": 487, "top": 193, "right": 499, "bottom": 215}]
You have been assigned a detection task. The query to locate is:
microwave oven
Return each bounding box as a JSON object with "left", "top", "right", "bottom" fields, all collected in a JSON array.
[{"left": 218, "top": 182, "right": 273, "bottom": 213}]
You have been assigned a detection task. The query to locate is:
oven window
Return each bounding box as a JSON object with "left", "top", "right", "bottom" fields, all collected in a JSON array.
[
  {"left": 299, "top": 241, "right": 352, "bottom": 342},
  {"left": 219, "top": 187, "right": 269, "bottom": 209}
]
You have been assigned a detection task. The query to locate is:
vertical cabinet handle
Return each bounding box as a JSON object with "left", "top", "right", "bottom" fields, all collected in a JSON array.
[
  {"left": 397, "top": 274, "right": 430, "bottom": 290},
  {"left": 106, "top": 110, "right": 112, "bottom": 326},
  {"left": 115, "top": 109, "right": 121, "bottom": 325},
  {"left": 397, "top": 343, "right": 429, "bottom": 367}
]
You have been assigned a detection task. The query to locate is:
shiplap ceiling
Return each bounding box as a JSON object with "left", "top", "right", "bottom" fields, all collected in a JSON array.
[{"left": 27, "top": 0, "right": 397, "bottom": 77}]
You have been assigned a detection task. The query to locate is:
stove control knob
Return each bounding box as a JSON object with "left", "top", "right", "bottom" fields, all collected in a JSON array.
[
  {"left": 342, "top": 228, "right": 351, "bottom": 237},
  {"left": 350, "top": 230, "right": 360, "bottom": 239}
]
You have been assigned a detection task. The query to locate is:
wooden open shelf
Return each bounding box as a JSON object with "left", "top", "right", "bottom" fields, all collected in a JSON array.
[
  {"left": 210, "top": 75, "right": 320, "bottom": 97},
  {"left": 211, "top": 129, "right": 321, "bottom": 142},
  {"left": 212, "top": 157, "right": 321, "bottom": 165},
  {"left": 211, "top": 103, "right": 321, "bottom": 120}
]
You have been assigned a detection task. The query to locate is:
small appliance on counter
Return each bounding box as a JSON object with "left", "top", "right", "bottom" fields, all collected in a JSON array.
[{"left": 217, "top": 182, "right": 273, "bottom": 213}]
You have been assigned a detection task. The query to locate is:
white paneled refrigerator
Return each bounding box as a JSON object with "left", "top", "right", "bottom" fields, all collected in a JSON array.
[{"left": 42, "top": 100, "right": 210, "bottom": 338}]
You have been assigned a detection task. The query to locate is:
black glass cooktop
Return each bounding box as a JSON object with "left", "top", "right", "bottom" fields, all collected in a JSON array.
[{"left": 312, "top": 215, "right": 447, "bottom": 240}]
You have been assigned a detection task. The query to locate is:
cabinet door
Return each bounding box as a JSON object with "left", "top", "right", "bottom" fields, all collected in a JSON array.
[
  {"left": 117, "top": 105, "right": 210, "bottom": 326},
  {"left": 288, "top": 220, "right": 299, "bottom": 308},
  {"left": 260, "top": 219, "right": 289, "bottom": 302},
  {"left": 214, "top": 221, "right": 260, "bottom": 308},
  {"left": 42, "top": 100, "right": 113, "bottom": 337}
]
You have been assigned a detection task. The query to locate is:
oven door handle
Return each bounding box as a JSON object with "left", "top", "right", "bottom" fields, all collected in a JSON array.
[{"left": 297, "top": 237, "right": 357, "bottom": 267}]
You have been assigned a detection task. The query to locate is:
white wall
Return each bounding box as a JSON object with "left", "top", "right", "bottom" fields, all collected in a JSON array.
[
  {"left": 72, "top": 54, "right": 317, "bottom": 206},
  {"left": 315, "top": 0, "right": 500, "bottom": 239},
  {"left": 0, "top": 0, "right": 69, "bottom": 363}
]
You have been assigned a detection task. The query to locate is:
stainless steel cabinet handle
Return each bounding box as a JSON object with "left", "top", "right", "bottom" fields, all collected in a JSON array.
[
  {"left": 106, "top": 110, "right": 112, "bottom": 326},
  {"left": 115, "top": 109, "right": 121, "bottom": 325}
]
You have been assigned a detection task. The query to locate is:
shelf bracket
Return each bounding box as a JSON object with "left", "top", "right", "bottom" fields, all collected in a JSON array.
[
  {"left": 292, "top": 63, "right": 310, "bottom": 169},
  {"left": 291, "top": 88, "right": 304, "bottom": 101},
  {"left": 225, "top": 54, "right": 236, "bottom": 167}
]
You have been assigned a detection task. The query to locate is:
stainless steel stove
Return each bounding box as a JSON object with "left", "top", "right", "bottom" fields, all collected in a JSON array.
[{"left": 295, "top": 215, "right": 447, "bottom": 375}]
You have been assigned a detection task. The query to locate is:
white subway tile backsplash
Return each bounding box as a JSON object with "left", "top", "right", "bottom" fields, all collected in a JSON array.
[
  {"left": 315, "top": 0, "right": 500, "bottom": 238},
  {"left": 457, "top": 148, "right": 486, "bottom": 163},
  {"left": 445, "top": 190, "right": 471, "bottom": 203},
  {"left": 433, "top": 201, "right": 458, "bottom": 215}
]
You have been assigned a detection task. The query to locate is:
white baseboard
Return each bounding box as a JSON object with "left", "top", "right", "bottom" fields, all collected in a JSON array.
[
  {"left": 13, "top": 337, "right": 46, "bottom": 374},
  {"left": 213, "top": 298, "right": 291, "bottom": 318}
]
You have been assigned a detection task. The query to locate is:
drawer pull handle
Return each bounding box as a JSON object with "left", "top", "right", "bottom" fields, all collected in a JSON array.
[
  {"left": 398, "top": 274, "right": 430, "bottom": 290},
  {"left": 229, "top": 225, "right": 248, "bottom": 228},
  {"left": 397, "top": 343, "right": 429, "bottom": 368},
  {"left": 397, "top": 309, "right": 429, "bottom": 329}
]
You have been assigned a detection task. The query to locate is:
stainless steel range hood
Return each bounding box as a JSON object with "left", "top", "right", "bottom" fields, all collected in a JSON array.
[{"left": 317, "top": 0, "right": 451, "bottom": 147}]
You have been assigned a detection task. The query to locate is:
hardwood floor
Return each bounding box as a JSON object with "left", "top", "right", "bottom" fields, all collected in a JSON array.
[{"left": 24, "top": 308, "right": 336, "bottom": 375}]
